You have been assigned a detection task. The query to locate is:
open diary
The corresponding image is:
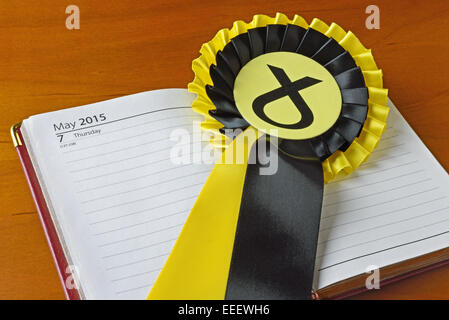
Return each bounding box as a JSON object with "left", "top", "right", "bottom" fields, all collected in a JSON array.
[{"left": 11, "top": 89, "right": 449, "bottom": 299}]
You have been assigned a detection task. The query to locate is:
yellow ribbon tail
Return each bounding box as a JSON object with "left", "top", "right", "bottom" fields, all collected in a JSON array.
[{"left": 148, "top": 128, "right": 261, "bottom": 299}]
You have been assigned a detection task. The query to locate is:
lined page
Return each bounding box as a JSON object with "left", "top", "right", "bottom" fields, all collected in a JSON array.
[
  {"left": 315, "top": 99, "right": 449, "bottom": 289},
  {"left": 21, "top": 89, "right": 214, "bottom": 299}
]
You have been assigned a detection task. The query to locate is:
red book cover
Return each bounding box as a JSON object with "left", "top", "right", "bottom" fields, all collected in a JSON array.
[{"left": 12, "top": 123, "right": 80, "bottom": 300}]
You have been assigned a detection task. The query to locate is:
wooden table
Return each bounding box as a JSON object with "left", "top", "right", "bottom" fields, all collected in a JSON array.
[{"left": 1, "top": 0, "right": 448, "bottom": 300}]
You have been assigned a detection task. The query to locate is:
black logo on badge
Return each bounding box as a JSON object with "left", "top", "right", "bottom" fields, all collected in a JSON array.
[{"left": 252, "top": 65, "right": 322, "bottom": 129}]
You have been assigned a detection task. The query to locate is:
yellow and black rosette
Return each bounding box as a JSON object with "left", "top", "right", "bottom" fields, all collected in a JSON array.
[{"left": 148, "top": 13, "right": 389, "bottom": 300}]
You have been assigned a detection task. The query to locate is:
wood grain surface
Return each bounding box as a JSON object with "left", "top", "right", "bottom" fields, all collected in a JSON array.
[{"left": 0, "top": 0, "right": 448, "bottom": 299}]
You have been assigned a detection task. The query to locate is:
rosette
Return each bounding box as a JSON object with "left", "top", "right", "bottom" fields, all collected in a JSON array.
[{"left": 148, "top": 13, "right": 389, "bottom": 300}]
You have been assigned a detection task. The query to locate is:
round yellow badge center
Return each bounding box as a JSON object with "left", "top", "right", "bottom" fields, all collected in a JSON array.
[{"left": 233, "top": 52, "right": 342, "bottom": 140}]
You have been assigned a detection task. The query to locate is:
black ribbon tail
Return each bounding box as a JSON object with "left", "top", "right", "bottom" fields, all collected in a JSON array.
[{"left": 225, "top": 141, "right": 324, "bottom": 300}]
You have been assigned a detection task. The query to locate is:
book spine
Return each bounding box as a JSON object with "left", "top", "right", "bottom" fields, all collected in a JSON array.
[{"left": 13, "top": 124, "right": 80, "bottom": 300}]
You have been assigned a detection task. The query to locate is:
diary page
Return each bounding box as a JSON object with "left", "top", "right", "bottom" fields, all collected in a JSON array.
[
  {"left": 315, "top": 99, "right": 449, "bottom": 289},
  {"left": 23, "top": 91, "right": 449, "bottom": 296},
  {"left": 22, "top": 89, "right": 214, "bottom": 299}
]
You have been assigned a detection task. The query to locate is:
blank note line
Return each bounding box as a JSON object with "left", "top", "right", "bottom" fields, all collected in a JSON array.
[
  {"left": 319, "top": 196, "right": 446, "bottom": 232},
  {"left": 106, "top": 254, "right": 169, "bottom": 271},
  {"left": 371, "top": 143, "right": 405, "bottom": 154},
  {"left": 89, "top": 195, "right": 198, "bottom": 225},
  {"left": 69, "top": 143, "right": 190, "bottom": 173},
  {"left": 66, "top": 136, "right": 172, "bottom": 163},
  {"left": 347, "top": 160, "right": 419, "bottom": 180},
  {"left": 92, "top": 210, "right": 189, "bottom": 236},
  {"left": 324, "top": 169, "right": 423, "bottom": 196},
  {"left": 359, "top": 151, "right": 412, "bottom": 167},
  {"left": 70, "top": 150, "right": 171, "bottom": 173},
  {"left": 319, "top": 205, "right": 449, "bottom": 245},
  {"left": 318, "top": 206, "right": 449, "bottom": 258},
  {"left": 321, "top": 187, "right": 440, "bottom": 219},
  {"left": 73, "top": 150, "right": 199, "bottom": 182},
  {"left": 377, "top": 133, "right": 399, "bottom": 141},
  {"left": 84, "top": 182, "right": 203, "bottom": 215},
  {"left": 77, "top": 164, "right": 191, "bottom": 192},
  {"left": 81, "top": 170, "right": 210, "bottom": 203},
  {"left": 116, "top": 283, "right": 154, "bottom": 295},
  {"left": 98, "top": 223, "right": 184, "bottom": 247},
  {"left": 101, "top": 238, "right": 178, "bottom": 259},
  {"left": 324, "top": 178, "right": 431, "bottom": 207},
  {"left": 111, "top": 268, "right": 162, "bottom": 282}
]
